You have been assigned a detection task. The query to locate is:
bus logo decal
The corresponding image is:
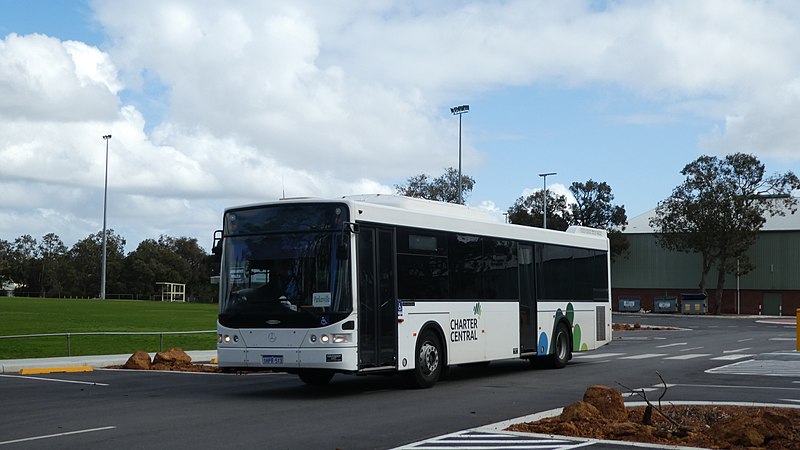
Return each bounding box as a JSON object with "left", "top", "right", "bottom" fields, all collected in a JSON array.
[{"left": 473, "top": 302, "right": 482, "bottom": 317}]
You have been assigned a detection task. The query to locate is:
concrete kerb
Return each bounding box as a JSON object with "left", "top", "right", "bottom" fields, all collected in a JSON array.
[{"left": 0, "top": 350, "right": 217, "bottom": 374}]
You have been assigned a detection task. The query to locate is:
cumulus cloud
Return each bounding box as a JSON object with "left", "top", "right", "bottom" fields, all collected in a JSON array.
[
  {"left": 3, "top": 0, "right": 800, "bottom": 249},
  {"left": 0, "top": 33, "right": 119, "bottom": 121}
]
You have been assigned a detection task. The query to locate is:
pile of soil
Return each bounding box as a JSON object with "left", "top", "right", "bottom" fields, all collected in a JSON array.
[
  {"left": 113, "top": 348, "right": 223, "bottom": 373},
  {"left": 508, "top": 385, "right": 800, "bottom": 449}
]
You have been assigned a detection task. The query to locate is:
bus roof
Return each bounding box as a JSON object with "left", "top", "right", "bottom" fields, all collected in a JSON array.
[{"left": 225, "top": 194, "right": 609, "bottom": 251}]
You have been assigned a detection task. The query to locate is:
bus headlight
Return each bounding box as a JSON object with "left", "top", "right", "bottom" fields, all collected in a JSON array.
[
  {"left": 320, "top": 334, "right": 329, "bottom": 343},
  {"left": 219, "top": 334, "right": 239, "bottom": 344},
  {"left": 332, "top": 334, "right": 351, "bottom": 343}
]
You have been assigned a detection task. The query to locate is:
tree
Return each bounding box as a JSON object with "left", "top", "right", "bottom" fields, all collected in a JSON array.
[
  {"left": 123, "top": 238, "right": 189, "bottom": 299},
  {"left": 649, "top": 153, "right": 799, "bottom": 314},
  {"left": 8, "top": 235, "right": 39, "bottom": 293},
  {"left": 395, "top": 167, "right": 475, "bottom": 204},
  {"left": 568, "top": 180, "right": 629, "bottom": 260},
  {"left": 167, "top": 236, "right": 216, "bottom": 302},
  {"left": 64, "top": 230, "right": 126, "bottom": 297},
  {"left": 37, "top": 233, "right": 67, "bottom": 296},
  {"left": 122, "top": 235, "right": 215, "bottom": 302},
  {"left": 507, "top": 190, "right": 570, "bottom": 230},
  {"left": 0, "top": 239, "right": 11, "bottom": 287}
]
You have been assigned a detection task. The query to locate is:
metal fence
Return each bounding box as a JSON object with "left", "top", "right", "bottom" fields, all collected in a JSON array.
[{"left": 0, "top": 330, "right": 215, "bottom": 357}]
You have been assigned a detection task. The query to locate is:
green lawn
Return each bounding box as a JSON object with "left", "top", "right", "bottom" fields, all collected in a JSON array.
[{"left": 0, "top": 297, "right": 218, "bottom": 359}]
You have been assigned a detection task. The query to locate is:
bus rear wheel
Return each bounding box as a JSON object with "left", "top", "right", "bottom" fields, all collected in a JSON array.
[
  {"left": 298, "top": 370, "right": 334, "bottom": 386},
  {"left": 404, "top": 330, "right": 443, "bottom": 389},
  {"left": 547, "top": 323, "right": 571, "bottom": 369}
]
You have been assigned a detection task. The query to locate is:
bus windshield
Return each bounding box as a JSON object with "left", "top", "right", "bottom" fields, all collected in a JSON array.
[{"left": 219, "top": 230, "right": 352, "bottom": 329}]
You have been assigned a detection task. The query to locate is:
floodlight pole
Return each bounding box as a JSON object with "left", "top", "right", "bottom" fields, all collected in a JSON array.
[
  {"left": 450, "top": 104, "right": 469, "bottom": 204},
  {"left": 539, "top": 172, "right": 556, "bottom": 229},
  {"left": 101, "top": 134, "right": 112, "bottom": 299}
]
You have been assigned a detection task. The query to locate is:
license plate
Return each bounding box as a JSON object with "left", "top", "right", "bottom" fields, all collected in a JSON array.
[{"left": 262, "top": 355, "right": 283, "bottom": 365}]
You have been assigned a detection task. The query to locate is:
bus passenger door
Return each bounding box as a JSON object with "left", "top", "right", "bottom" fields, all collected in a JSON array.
[
  {"left": 518, "top": 244, "right": 537, "bottom": 354},
  {"left": 357, "top": 226, "right": 398, "bottom": 369}
]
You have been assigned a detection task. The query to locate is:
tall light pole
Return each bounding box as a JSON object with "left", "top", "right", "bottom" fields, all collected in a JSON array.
[
  {"left": 101, "top": 134, "right": 112, "bottom": 299},
  {"left": 539, "top": 172, "right": 556, "bottom": 229},
  {"left": 450, "top": 104, "right": 469, "bottom": 204}
]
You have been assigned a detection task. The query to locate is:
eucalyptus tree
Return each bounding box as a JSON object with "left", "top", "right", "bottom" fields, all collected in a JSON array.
[
  {"left": 568, "top": 180, "right": 629, "bottom": 260},
  {"left": 507, "top": 190, "right": 570, "bottom": 231},
  {"left": 395, "top": 167, "right": 475, "bottom": 204},
  {"left": 37, "top": 233, "right": 67, "bottom": 296},
  {"left": 650, "top": 153, "right": 799, "bottom": 314}
]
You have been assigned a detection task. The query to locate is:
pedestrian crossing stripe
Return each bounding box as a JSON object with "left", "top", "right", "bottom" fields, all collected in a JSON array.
[{"left": 397, "top": 430, "right": 593, "bottom": 449}]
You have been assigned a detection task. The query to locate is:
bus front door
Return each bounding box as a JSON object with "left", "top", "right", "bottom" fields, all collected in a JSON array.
[{"left": 357, "top": 227, "right": 398, "bottom": 370}]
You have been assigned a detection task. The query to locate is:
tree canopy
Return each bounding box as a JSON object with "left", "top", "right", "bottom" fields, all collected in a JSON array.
[
  {"left": 0, "top": 231, "right": 216, "bottom": 302},
  {"left": 507, "top": 190, "right": 570, "bottom": 231},
  {"left": 395, "top": 167, "right": 475, "bottom": 204},
  {"left": 507, "top": 179, "right": 628, "bottom": 259},
  {"left": 568, "top": 180, "right": 629, "bottom": 259},
  {"left": 650, "top": 153, "right": 799, "bottom": 313}
]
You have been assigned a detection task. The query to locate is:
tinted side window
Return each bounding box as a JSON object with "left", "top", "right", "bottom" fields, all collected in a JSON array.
[
  {"left": 397, "top": 229, "right": 449, "bottom": 299},
  {"left": 537, "top": 244, "right": 608, "bottom": 302},
  {"left": 448, "top": 235, "right": 518, "bottom": 300}
]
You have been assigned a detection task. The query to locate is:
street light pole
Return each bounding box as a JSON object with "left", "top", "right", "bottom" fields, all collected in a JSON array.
[
  {"left": 450, "top": 104, "right": 469, "bottom": 204},
  {"left": 101, "top": 134, "right": 112, "bottom": 299},
  {"left": 539, "top": 172, "right": 556, "bottom": 229}
]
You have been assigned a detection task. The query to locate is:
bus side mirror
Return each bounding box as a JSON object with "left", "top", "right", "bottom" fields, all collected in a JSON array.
[
  {"left": 211, "top": 230, "right": 222, "bottom": 268},
  {"left": 336, "top": 222, "right": 358, "bottom": 260}
]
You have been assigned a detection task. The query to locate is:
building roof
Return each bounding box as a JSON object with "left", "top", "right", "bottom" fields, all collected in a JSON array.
[{"left": 625, "top": 198, "right": 800, "bottom": 234}]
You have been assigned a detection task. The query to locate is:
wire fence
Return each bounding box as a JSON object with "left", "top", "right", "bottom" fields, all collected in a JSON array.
[{"left": 0, "top": 330, "right": 215, "bottom": 357}]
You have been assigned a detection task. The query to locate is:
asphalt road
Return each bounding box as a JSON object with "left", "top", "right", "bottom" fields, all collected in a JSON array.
[{"left": 1, "top": 313, "right": 797, "bottom": 449}]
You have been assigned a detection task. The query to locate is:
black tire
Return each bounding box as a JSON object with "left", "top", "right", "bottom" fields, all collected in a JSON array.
[
  {"left": 547, "top": 323, "right": 571, "bottom": 369},
  {"left": 298, "top": 370, "right": 334, "bottom": 386},
  {"left": 404, "top": 329, "right": 444, "bottom": 389}
]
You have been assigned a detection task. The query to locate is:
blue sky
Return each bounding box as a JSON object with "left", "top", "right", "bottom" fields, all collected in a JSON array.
[{"left": 1, "top": 0, "right": 798, "bottom": 251}]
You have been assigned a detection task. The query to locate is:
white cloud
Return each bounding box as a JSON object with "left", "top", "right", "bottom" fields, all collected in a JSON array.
[
  {"left": 0, "top": 33, "right": 119, "bottom": 121},
  {"left": 4, "top": 0, "right": 800, "bottom": 250}
]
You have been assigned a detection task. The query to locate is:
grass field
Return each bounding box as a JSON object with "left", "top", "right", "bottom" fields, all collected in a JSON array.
[{"left": 0, "top": 297, "right": 218, "bottom": 359}]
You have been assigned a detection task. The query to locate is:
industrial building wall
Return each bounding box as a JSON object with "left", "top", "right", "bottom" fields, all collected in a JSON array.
[{"left": 611, "top": 231, "right": 800, "bottom": 316}]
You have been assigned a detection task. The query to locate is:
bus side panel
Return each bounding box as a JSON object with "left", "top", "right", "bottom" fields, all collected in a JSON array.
[
  {"left": 396, "top": 302, "right": 449, "bottom": 372},
  {"left": 536, "top": 301, "right": 612, "bottom": 355},
  {"left": 396, "top": 301, "right": 519, "bottom": 369},
  {"left": 481, "top": 302, "right": 519, "bottom": 361}
]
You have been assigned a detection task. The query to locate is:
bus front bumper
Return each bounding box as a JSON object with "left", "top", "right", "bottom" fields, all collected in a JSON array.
[{"left": 217, "top": 346, "right": 359, "bottom": 372}]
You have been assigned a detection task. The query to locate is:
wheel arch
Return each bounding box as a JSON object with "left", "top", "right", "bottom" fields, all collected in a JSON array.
[{"left": 418, "top": 320, "right": 448, "bottom": 367}]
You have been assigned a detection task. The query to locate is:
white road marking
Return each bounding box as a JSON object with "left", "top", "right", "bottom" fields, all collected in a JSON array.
[
  {"left": 723, "top": 348, "right": 752, "bottom": 353},
  {"left": 680, "top": 346, "right": 705, "bottom": 352},
  {"left": 737, "top": 338, "right": 754, "bottom": 342},
  {"left": 0, "top": 426, "right": 116, "bottom": 446},
  {"left": 711, "top": 354, "right": 754, "bottom": 361},
  {"left": 0, "top": 374, "right": 109, "bottom": 386},
  {"left": 572, "top": 352, "right": 627, "bottom": 359},
  {"left": 664, "top": 354, "right": 712, "bottom": 360},
  {"left": 619, "top": 353, "right": 667, "bottom": 360},
  {"left": 656, "top": 342, "right": 687, "bottom": 348}
]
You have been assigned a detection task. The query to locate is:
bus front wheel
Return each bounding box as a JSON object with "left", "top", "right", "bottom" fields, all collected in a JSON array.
[
  {"left": 298, "top": 370, "right": 334, "bottom": 386},
  {"left": 405, "top": 330, "right": 443, "bottom": 389}
]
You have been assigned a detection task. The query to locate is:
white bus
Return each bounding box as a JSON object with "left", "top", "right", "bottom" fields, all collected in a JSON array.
[{"left": 213, "top": 194, "right": 611, "bottom": 388}]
